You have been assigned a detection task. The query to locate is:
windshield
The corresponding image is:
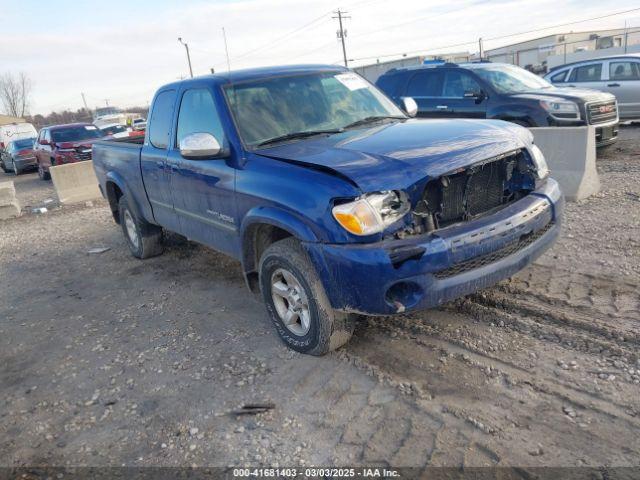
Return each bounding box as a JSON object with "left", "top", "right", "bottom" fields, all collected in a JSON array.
[
  {"left": 224, "top": 71, "right": 404, "bottom": 148},
  {"left": 11, "top": 138, "right": 35, "bottom": 150},
  {"left": 472, "top": 65, "right": 553, "bottom": 94},
  {"left": 51, "top": 125, "right": 102, "bottom": 143}
]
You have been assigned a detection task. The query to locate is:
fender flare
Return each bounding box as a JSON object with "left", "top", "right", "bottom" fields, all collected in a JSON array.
[
  {"left": 104, "top": 171, "right": 146, "bottom": 221},
  {"left": 239, "top": 205, "right": 320, "bottom": 275}
]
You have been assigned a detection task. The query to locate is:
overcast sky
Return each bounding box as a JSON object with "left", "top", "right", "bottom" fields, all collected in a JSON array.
[{"left": 2, "top": 0, "right": 639, "bottom": 115}]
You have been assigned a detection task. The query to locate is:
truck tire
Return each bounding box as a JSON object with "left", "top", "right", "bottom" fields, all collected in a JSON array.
[
  {"left": 259, "top": 237, "right": 355, "bottom": 355},
  {"left": 118, "top": 196, "right": 164, "bottom": 259}
]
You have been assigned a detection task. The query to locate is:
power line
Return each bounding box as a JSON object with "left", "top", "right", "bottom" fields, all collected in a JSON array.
[
  {"left": 230, "top": 11, "right": 332, "bottom": 62},
  {"left": 484, "top": 7, "right": 640, "bottom": 42},
  {"left": 349, "top": 7, "right": 640, "bottom": 63}
]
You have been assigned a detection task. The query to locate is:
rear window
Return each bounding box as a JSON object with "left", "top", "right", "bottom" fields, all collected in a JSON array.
[
  {"left": 51, "top": 125, "right": 101, "bottom": 143},
  {"left": 406, "top": 71, "right": 443, "bottom": 97},
  {"left": 100, "top": 125, "right": 128, "bottom": 136},
  {"left": 609, "top": 61, "right": 640, "bottom": 81},
  {"left": 148, "top": 90, "right": 176, "bottom": 149},
  {"left": 568, "top": 63, "right": 602, "bottom": 82}
]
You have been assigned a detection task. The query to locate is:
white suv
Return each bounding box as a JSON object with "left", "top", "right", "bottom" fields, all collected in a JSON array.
[{"left": 545, "top": 54, "right": 640, "bottom": 121}]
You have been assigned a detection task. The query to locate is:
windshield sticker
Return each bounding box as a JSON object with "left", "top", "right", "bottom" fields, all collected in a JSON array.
[
  {"left": 335, "top": 73, "right": 368, "bottom": 91},
  {"left": 85, "top": 125, "right": 98, "bottom": 130}
]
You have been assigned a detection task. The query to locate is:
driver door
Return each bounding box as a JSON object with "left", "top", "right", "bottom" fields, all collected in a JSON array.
[
  {"left": 439, "top": 70, "right": 487, "bottom": 119},
  {"left": 166, "top": 86, "right": 239, "bottom": 257}
]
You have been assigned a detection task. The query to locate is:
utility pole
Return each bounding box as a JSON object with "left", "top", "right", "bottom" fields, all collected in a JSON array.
[
  {"left": 104, "top": 99, "right": 110, "bottom": 107},
  {"left": 478, "top": 37, "right": 484, "bottom": 60},
  {"left": 333, "top": 9, "right": 350, "bottom": 67},
  {"left": 624, "top": 20, "right": 628, "bottom": 54},
  {"left": 222, "top": 27, "right": 231, "bottom": 73},
  {"left": 178, "top": 37, "right": 194, "bottom": 78},
  {"left": 81, "top": 92, "right": 89, "bottom": 112}
]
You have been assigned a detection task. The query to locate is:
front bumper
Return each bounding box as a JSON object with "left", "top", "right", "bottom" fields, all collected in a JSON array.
[
  {"left": 305, "top": 178, "right": 563, "bottom": 315},
  {"left": 595, "top": 123, "right": 619, "bottom": 147},
  {"left": 14, "top": 156, "right": 37, "bottom": 169}
]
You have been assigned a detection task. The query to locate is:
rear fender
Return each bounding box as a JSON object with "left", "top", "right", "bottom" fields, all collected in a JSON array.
[{"left": 104, "top": 171, "right": 147, "bottom": 223}]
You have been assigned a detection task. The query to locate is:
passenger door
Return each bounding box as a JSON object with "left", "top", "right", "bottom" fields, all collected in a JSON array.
[
  {"left": 166, "top": 86, "right": 239, "bottom": 257},
  {"left": 403, "top": 70, "right": 445, "bottom": 118},
  {"left": 566, "top": 61, "right": 605, "bottom": 90},
  {"left": 140, "top": 89, "right": 181, "bottom": 232},
  {"left": 605, "top": 59, "right": 640, "bottom": 119},
  {"left": 439, "top": 70, "right": 487, "bottom": 118}
]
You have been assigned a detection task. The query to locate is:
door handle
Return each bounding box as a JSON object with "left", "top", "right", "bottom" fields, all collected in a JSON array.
[
  {"left": 607, "top": 83, "right": 620, "bottom": 87},
  {"left": 436, "top": 105, "right": 449, "bottom": 109},
  {"left": 156, "top": 160, "right": 164, "bottom": 168}
]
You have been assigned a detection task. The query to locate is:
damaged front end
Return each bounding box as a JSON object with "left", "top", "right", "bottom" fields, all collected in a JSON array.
[{"left": 394, "top": 149, "right": 537, "bottom": 239}]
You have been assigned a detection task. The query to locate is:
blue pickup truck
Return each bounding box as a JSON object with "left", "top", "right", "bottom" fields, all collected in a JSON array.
[{"left": 93, "top": 64, "right": 563, "bottom": 355}]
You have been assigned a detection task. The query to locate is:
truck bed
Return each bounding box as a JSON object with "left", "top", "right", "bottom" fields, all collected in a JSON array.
[{"left": 92, "top": 136, "right": 154, "bottom": 223}]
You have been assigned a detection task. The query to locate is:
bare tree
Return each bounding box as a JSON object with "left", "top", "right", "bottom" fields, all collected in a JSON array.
[{"left": 0, "top": 72, "right": 32, "bottom": 118}]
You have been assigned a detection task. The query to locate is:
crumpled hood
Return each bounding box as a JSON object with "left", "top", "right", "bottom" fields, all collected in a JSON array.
[
  {"left": 254, "top": 119, "right": 531, "bottom": 192},
  {"left": 512, "top": 87, "right": 615, "bottom": 104}
]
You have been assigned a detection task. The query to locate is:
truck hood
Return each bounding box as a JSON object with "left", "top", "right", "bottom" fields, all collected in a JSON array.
[
  {"left": 512, "top": 87, "right": 615, "bottom": 103},
  {"left": 254, "top": 119, "right": 530, "bottom": 192}
]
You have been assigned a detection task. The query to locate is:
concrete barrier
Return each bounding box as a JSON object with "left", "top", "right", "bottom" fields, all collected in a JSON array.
[
  {"left": 0, "top": 181, "right": 21, "bottom": 220},
  {"left": 529, "top": 126, "right": 599, "bottom": 202},
  {"left": 49, "top": 160, "right": 102, "bottom": 205}
]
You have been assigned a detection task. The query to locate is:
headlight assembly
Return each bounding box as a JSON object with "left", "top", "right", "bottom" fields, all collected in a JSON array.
[
  {"left": 539, "top": 99, "right": 580, "bottom": 119},
  {"left": 332, "top": 190, "right": 410, "bottom": 236},
  {"left": 529, "top": 144, "right": 549, "bottom": 180}
]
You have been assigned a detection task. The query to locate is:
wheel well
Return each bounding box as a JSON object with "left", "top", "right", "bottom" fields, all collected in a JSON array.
[
  {"left": 105, "top": 181, "right": 124, "bottom": 223},
  {"left": 243, "top": 223, "right": 293, "bottom": 293}
]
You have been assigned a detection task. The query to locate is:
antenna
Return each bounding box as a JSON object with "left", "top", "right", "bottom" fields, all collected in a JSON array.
[{"left": 222, "top": 27, "right": 231, "bottom": 74}]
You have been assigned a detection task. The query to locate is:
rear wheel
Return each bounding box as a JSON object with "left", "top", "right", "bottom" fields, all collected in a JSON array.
[
  {"left": 118, "top": 196, "right": 164, "bottom": 259},
  {"left": 259, "top": 237, "right": 356, "bottom": 355}
]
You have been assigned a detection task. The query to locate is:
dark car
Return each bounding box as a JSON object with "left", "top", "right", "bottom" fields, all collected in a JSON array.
[
  {"left": 0, "top": 137, "right": 37, "bottom": 175},
  {"left": 33, "top": 123, "right": 103, "bottom": 180},
  {"left": 376, "top": 62, "right": 619, "bottom": 147}
]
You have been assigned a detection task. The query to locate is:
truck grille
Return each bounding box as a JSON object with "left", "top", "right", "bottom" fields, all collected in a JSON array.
[
  {"left": 422, "top": 151, "right": 523, "bottom": 228},
  {"left": 587, "top": 100, "right": 617, "bottom": 125},
  {"left": 76, "top": 148, "right": 92, "bottom": 161}
]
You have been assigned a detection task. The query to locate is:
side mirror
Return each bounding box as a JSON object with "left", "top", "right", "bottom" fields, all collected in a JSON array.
[
  {"left": 179, "top": 132, "right": 223, "bottom": 159},
  {"left": 400, "top": 97, "right": 418, "bottom": 117}
]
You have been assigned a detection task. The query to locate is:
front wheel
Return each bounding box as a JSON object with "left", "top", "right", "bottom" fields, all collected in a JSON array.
[
  {"left": 38, "top": 163, "right": 50, "bottom": 180},
  {"left": 259, "top": 237, "right": 355, "bottom": 355},
  {"left": 118, "top": 196, "right": 164, "bottom": 259}
]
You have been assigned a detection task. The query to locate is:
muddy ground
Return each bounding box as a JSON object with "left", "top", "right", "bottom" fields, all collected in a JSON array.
[{"left": 1, "top": 127, "right": 639, "bottom": 471}]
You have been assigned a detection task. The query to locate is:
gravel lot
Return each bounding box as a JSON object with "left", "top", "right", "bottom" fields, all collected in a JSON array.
[{"left": 1, "top": 127, "right": 639, "bottom": 470}]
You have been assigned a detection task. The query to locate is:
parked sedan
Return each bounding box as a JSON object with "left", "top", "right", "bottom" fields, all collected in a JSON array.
[
  {"left": 0, "top": 137, "right": 37, "bottom": 175},
  {"left": 545, "top": 54, "right": 640, "bottom": 121}
]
